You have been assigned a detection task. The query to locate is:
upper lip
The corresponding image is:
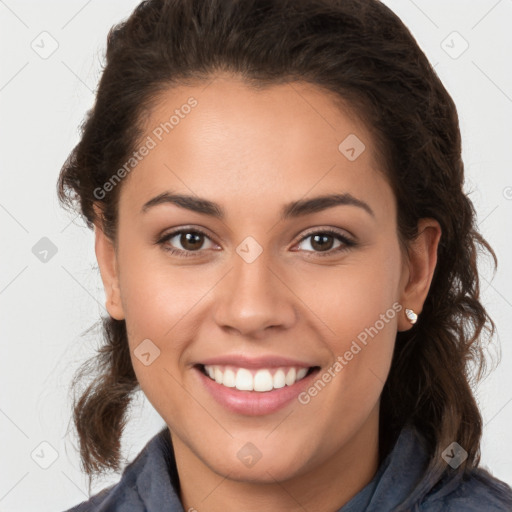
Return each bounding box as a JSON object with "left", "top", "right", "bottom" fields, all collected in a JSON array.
[{"left": 197, "top": 354, "right": 317, "bottom": 369}]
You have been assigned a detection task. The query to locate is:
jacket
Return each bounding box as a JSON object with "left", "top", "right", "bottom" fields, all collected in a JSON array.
[{"left": 63, "top": 425, "right": 512, "bottom": 511}]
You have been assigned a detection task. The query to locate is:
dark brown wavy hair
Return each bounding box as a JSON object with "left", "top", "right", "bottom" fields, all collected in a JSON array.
[{"left": 57, "top": 0, "right": 503, "bottom": 506}]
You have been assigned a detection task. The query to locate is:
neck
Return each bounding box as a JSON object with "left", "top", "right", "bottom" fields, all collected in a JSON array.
[{"left": 171, "top": 406, "right": 381, "bottom": 512}]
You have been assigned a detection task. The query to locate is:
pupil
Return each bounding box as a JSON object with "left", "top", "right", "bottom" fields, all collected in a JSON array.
[
  {"left": 312, "top": 234, "right": 333, "bottom": 251},
  {"left": 182, "top": 232, "right": 202, "bottom": 250}
]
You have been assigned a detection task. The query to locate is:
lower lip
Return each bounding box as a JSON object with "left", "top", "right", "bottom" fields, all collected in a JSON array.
[{"left": 194, "top": 366, "right": 320, "bottom": 416}]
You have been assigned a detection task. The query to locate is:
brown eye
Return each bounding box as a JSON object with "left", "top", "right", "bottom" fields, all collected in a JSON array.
[
  {"left": 157, "top": 228, "right": 216, "bottom": 257},
  {"left": 179, "top": 232, "right": 205, "bottom": 251},
  {"left": 309, "top": 233, "right": 336, "bottom": 252},
  {"left": 295, "top": 229, "right": 356, "bottom": 258}
]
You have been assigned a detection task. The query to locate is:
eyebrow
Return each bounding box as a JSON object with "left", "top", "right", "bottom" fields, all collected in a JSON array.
[{"left": 141, "top": 191, "right": 375, "bottom": 220}]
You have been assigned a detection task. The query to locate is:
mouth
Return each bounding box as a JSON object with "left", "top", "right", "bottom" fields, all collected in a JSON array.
[
  {"left": 194, "top": 362, "right": 321, "bottom": 415},
  {"left": 195, "top": 363, "right": 320, "bottom": 392}
]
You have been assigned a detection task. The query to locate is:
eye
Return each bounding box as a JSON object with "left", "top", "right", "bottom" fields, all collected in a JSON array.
[
  {"left": 156, "top": 227, "right": 357, "bottom": 258},
  {"left": 156, "top": 227, "right": 217, "bottom": 257},
  {"left": 294, "top": 228, "right": 356, "bottom": 257}
]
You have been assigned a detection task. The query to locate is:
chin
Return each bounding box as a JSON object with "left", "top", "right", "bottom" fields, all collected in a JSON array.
[{"left": 203, "top": 448, "right": 311, "bottom": 484}]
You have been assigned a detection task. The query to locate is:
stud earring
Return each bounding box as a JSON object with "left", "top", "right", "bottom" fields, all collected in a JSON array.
[{"left": 405, "top": 308, "right": 418, "bottom": 325}]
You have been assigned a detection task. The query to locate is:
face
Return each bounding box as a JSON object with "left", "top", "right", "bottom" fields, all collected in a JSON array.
[{"left": 95, "top": 73, "right": 439, "bottom": 484}]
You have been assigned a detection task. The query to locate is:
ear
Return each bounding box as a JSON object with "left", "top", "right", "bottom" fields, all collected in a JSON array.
[
  {"left": 397, "top": 218, "right": 442, "bottom": 332},
  {"left": 93, "top": 205, "right": 125, "bottom": 320}
]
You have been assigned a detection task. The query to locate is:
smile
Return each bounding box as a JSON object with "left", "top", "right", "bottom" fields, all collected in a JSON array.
[
  {"left": 200, "top": 364, "right": 315, "bottom": 392},
  {"left": 195, "top": 363, "right": 321, "bottom": 416}
]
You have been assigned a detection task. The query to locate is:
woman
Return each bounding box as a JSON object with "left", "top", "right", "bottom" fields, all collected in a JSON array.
[{"left": 57, "top": 0, "right": 512, "bottom": 510}]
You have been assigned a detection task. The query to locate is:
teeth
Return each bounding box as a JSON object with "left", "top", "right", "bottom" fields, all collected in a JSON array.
[
  {"left": 296, "top": 368, "right": 308, "bottom": 380},
  {"left": 273, "top": 369, "right": 286, "bottom": 389},
  {"left": 285, "top": 367, "right": 296, "bottom": 386},
  {"left": 223, "top": 368, "right": 236, "bottom": 387},
  {"left": 203, "top": 365, "right": 312, "bottom": 392},
  {"left": 235, "top": 368, "right": 253, "bottom": 391},
  {"left": 254, "top": 370, "right": 273, "bottom": 392}
]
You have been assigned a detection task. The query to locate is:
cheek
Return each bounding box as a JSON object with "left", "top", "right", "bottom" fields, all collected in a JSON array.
[
  {"left": 301, "top": 249, "right": 400, "bottom": 341},
  {"left": 307, "top": 246, "right": 401, "bottom": 389},
  {"left": 339, "top": 269, "right": 398, "bottom": 341},
  {"left": 117, "top": 239, "right": 204, "bottom": 335}
]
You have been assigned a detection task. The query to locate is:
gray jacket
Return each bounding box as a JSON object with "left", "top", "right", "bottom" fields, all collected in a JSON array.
[{"left": 64, "top": 425, "right": 512, "bottom": 511}]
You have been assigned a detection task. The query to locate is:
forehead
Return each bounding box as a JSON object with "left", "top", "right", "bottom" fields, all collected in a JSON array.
[{"left": 118, "top": 75, "right": 394, "bottom": 223}]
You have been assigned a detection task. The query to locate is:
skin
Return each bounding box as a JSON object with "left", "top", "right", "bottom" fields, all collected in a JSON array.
[{"left": 94, "top": 73, "right": 441, "bottom": 512}]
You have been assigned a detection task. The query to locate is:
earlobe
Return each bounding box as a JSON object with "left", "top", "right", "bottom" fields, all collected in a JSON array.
[
  {"left": 398, "top": 218, "right": 442, "bottom": 332},
  {"left": 93, "top": 220, "right": 125, "bottom": 321}
]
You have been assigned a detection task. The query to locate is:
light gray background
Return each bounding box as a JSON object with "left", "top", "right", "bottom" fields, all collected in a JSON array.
[{"left": 1, "top": 1, "right": 511, "bottom": 511}]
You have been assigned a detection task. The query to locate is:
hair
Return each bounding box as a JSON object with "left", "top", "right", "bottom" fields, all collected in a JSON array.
[{"left": 57, "top": 0, "right": 502, "bottom": 506}]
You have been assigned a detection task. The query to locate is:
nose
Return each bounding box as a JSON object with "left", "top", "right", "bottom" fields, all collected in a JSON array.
[{"left": 212, "top": 250, "right": 297, "bottom": 338}]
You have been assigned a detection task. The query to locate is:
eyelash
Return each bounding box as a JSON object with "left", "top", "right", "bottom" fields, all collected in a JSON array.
[{"left": 156, "top": 227, "right": 357, "bottom": 259}]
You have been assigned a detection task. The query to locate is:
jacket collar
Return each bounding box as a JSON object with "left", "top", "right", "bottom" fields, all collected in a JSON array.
[{"left": 127, "top": 424, "right": 431, "bottom": 512}]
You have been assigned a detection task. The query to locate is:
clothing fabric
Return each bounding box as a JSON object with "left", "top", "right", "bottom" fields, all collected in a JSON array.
[{"left": 63, "top": 425, "right": 512, "bottom": 511}]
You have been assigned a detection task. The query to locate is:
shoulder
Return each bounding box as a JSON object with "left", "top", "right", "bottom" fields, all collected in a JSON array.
[
  {"left": 61, "top": 463, "right": 146, "bottom": 512},
  {"left": 420, "top": 466, "right": 512, "bottom": 512},
  {"left": 61, "top": 427, "right": 184, "bottom": 511}
]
